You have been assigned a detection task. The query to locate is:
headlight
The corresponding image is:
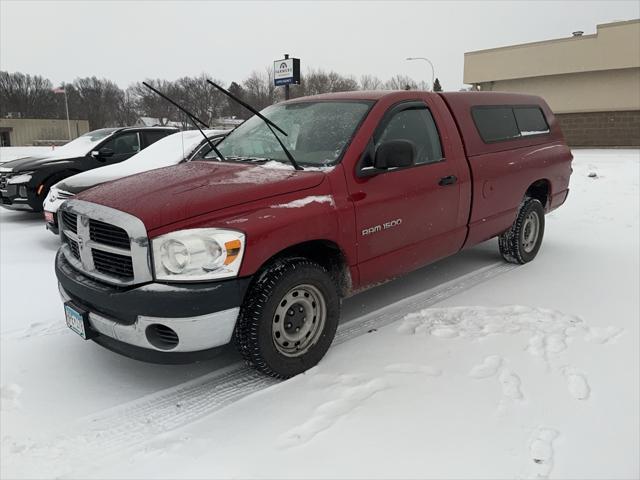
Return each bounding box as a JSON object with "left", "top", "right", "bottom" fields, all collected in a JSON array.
[
  {"left": 152, "top": 228, "right": 245, "bottom": 282},
  {"left": 7, "top": 172, "right": 33, "bottom": 184}
]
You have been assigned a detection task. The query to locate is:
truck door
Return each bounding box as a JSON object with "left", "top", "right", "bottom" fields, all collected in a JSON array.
[{"left": 348, "top": 100, "right": 468, "bottom": 286}]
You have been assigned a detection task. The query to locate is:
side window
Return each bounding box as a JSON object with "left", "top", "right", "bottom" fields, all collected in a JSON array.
[
  {"left": 376, "top": 107, "right": 443, "bottom": 165},
  {"left": 144, "top": 130, "right": 170, "bottom": 147},
  {"left": 472, "top": 105, "right": 551, "bottom": 143},
  {"left": 514, "top": 107, "right": 549, "bottom": 136},
  {"left": 102, "top": 132, "right": 140, "bottom": 155},
  {"left": 472, "top": 107, "right": 520, "bottom": 143}
]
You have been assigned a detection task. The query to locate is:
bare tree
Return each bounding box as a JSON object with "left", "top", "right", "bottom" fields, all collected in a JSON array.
[
  {"left": 128, "top": 79, "right": 180, "bottom": 125},
  {"left": 359, "top": 74, "right": 384, "bottom": 91},
  {"left": 223, "top": 81, "right": 247, "bottom": 118},
  {"left": 243, "top": 69, "right": 275, "bottom": 111},
  {"left": 174, "top": 73, "right": 227, "bottom": 126},
  {"left": 300, "top": 69, "right": 359, "bottom": 97},
  {"left": 384, "top": 74, "right": 418, "bottom": 91},
  {"left": 66, "top": 77, "right": 126, "bottom": 129},
  {"left": 0, "top": 71, "right": 57, "bottom": 118}
]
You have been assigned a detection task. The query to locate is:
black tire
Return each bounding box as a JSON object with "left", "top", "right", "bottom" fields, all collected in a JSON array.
[
  {"left": 498, "top": 198, "right": 545, "bottom": 264},
  {"left": 235, "top": 258, "right": 340, "bottom": 378}
]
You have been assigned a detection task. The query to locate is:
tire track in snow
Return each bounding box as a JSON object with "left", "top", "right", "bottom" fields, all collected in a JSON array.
[{"left": 13, "top": 261, "right": 518, "bottom": 475}]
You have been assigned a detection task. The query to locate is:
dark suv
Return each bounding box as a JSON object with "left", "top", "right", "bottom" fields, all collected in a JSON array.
[{"left": 0, "top": 126, "right": 177, "bottom": 212}]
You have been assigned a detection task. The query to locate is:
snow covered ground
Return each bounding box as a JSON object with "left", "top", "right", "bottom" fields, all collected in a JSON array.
[{"left": 1, "top": 149, "right": 638, "bottom": 479}]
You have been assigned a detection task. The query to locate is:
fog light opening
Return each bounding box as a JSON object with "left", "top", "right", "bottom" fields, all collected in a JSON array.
[{"left": 145, "top": 324, "right": 179, "bottom": 350}]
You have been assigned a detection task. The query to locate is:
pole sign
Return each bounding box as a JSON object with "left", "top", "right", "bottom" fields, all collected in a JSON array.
[{"left": 274, "top": 57, "right": 300, "bottom": 86}]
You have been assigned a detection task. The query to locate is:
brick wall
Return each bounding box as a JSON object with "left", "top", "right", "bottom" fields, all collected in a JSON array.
[{"left": 556, "top": 110, "right": 640, "bottom": 147}]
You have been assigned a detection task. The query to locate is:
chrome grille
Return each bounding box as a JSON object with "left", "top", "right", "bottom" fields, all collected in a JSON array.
[
  {"left": 92, "top": 249, "right": 134, "bottom": 278},
  {"left": 89, "top": 219, "right": 131, "bottom": 250},
  {"left": 67, "top": 237, "right": 80, "bottom": 259},
  {"left": 61, "top": 211, "right": 78, "bottom": 234},
  {"left": 58, "top": 200, "right": 152, "bottom": 286}
]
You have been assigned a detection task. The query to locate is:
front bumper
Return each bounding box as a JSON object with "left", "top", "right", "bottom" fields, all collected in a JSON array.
[
  {"left": 55, "top": 250, "right": 251, "bottom": 362},
  {"left": 0, "top": 183, "right": 37, "bottom": 211}
]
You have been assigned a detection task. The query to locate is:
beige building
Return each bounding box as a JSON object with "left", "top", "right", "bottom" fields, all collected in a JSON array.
[
  {"left": 464, "top": 19, "right": 640, "bottom": 146},
  {"left": 0, "top": 118, "right": 90, "bottom": 147}
]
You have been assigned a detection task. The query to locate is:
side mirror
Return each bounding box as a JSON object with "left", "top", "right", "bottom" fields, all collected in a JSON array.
[
  {"left": 92, "top": 147, "right": 114, "bottom": 160},
  {"left": 374, "top": 140, "right": 416, "bottom": 170}
]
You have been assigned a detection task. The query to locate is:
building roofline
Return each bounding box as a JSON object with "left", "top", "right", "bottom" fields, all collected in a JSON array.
[{"left": 465, "top": 18, "right": 639, "bottom": 57}]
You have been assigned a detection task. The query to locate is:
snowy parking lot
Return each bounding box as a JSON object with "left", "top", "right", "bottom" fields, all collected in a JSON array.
[{"left": 1, "top": 149, "right": 638, "bottom": 479}]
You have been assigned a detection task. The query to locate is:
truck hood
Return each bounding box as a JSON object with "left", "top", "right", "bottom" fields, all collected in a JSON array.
[{"left": 76, "top": 160, "right": 326, "bottom": 231}]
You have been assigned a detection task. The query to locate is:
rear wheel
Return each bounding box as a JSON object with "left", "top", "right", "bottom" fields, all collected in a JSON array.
[
  {"left": 498, "top": 198, "right": 545, "bottom": 264},
  {"left": 235, "top": 258, "right": 340, "bottom": 378}
]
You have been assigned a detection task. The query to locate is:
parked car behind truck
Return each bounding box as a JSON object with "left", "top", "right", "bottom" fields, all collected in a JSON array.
[
  {"left": 0, "top": 126, "right": 177, "bottom": 212},
  {"left": 55, "top": 91, "right": 572, "bottom": 378},
  {"left": 43, "top": 129, "right": 228, "bottom": 234}
]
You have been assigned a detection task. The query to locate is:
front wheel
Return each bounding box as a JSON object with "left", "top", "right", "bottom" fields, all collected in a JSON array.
[
  {"left": 498, "top": 198, "right": 545, "bottom": 264},
  {"left": 235, "top": 259, "right": 340, "bottom": 378}
]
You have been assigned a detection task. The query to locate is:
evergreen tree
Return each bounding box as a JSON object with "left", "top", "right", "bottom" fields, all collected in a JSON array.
[{"left": 432, "top": 78, "right": 443, "bottom": 92}]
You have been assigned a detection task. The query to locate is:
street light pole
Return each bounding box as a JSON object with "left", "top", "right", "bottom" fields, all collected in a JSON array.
[
  {"left": 63, "top": 84, "right": 71, "bottom": 140},
  {"left": 406, "top": 57, "right": 435, "bottom": 91}
]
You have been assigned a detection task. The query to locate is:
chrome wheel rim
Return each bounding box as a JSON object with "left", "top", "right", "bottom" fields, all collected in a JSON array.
[
  {"left": 522, "top": 211, "right": 540, "bottom": 253},
  {"left": 272, "top": 284, "right": 326, "bottom": 357}
]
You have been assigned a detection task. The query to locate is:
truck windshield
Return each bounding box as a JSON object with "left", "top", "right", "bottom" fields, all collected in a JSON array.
[{"left": 205, "top": 101, "right": 373, "bottom": 167}]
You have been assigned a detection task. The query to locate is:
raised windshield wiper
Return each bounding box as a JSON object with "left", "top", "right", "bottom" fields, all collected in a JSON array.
[
  {"left": 142, "top": 81, "right": 226, "bottom": 162},
  {"left": 206, "top": 80, "right": 303, "bottom": 171}
]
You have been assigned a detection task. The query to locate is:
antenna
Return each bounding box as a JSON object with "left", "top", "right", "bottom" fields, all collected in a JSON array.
[
  {"left": 206, "top": 79, "right": 302, "bottom": 170},
  {"left": 142, "top": 82, "right": 225, "bottom": 161}
]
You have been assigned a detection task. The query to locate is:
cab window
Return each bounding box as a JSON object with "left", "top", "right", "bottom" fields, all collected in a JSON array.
[{"left": 376, "top": 107, "right": 443, "bottom": 165}]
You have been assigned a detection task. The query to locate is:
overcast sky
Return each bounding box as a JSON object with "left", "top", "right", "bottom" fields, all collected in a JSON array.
[{"left": 1, "top": 0, "right": 638, "bottom": 91}]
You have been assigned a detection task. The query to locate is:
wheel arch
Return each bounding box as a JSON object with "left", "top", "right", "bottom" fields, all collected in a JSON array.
[
  {"left": 252, "top": 239, "right": 353, "bottom": 297},
  {"left": 525, "top": 178, "right": 551, "bottom": 209}
]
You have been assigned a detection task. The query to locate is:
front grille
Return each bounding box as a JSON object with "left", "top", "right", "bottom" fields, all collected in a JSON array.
[
  {"left": 67, "top": 238, "right": 80, "bottom": 259},
  {"left": 59, "top": 202, "right": 150, "bottom": 286},
  {"left": 61, "top": 211, "right": 78, "bottom": 234},
  {"left": 89, "top": 219, "right": 130, "bottom": 250},
  {"left": 92, "top": 249, "right": 134, "bottom": 279}
]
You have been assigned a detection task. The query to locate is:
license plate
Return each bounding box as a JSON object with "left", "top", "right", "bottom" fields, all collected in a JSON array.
[{"left": 64, "top": 302, "right": 93, "bottom": 339}]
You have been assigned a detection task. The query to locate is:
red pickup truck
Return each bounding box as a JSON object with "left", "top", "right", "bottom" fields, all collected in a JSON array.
[{"left": 55, "top": 90, "right": 572, "bottom": 378}]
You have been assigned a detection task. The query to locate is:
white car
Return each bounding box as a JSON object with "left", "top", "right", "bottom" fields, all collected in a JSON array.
[{"left": 44, "top": 129, "right": 228, "bottom": 233}]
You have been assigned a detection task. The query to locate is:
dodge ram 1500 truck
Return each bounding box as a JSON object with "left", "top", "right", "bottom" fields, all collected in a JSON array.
[{"left": 55, "top": 90, "right": 572, "bottom": 378}]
